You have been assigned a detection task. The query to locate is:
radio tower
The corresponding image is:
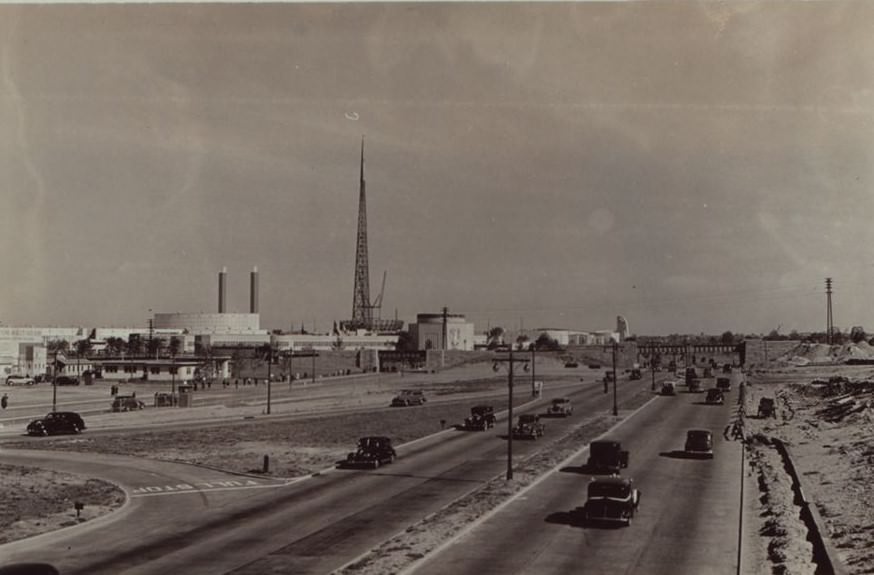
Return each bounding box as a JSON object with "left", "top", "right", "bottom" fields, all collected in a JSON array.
[{"left": 351, "top": 137, "right": 372, "bottom": 329}]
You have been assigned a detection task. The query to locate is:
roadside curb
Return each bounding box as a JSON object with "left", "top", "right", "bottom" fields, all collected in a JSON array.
[{"left": 771, "top": 438, "right": 849, "bottom": 575}]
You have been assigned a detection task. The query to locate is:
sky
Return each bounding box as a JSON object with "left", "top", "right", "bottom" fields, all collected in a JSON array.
[{"left": 2, "top": 2, "right": 874, "bottom": 336}]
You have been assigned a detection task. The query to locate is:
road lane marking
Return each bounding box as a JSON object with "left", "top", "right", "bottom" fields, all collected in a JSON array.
[{"left": 130, "top": 478, "right": 300, "bottom": 497}]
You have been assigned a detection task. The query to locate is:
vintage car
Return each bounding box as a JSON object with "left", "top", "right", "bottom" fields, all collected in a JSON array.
[
  {"left": 703, "top": 366, "right": 714, "bottom": 378},
  {"left": 55, "top": 376, "right": 80, "bottom": 386},
  {"left": 547, "top": 398, "right": 574, "bottom": 417},
  {"left": 463, "top": 405, "right": 496, "bottom": 431},
  {"left": 629, "top": 367, "right": 642, "bottom": 380},
  {"left": 705, "top": 388, "right": 725, "bottom": 405},
  {"left": 390, "top": 389, "right": 427, "bottom": 407},
  {"left": 723, "top": 363, "right": 733, "bottom": 374},
  {"left": 579, "top": 476, "right": 641, "bottom": 526},
  {"left": 758, "top": 397, "right": 777, "bottom": 418},
  {"left": 26, "top": 412, "right": 86, "bottom": 436},
  {"left": 111, "top": 395, "right": 146, "bottom": 412},
  {"left": 512, "top": 414, "right": 545, "bottom": 439},
  {"left": 5, "top": 375, "right": 35, "bottom": 386},
  {"left": 687, "top": 378, "right": 703, "bottom": 393},
  {"left": 344, "top": 436, "right": 397, "bottom": 468},
  {"left": 716, "top": 377, "right": 732, "bottom": 392},
  {"left": 684, "top": 429, "right": 714, "bottom": 458},
  {"left": 587, "top": 440, "right": 629, "bottom": 474},
  {"left": 564, "top": 361, "right": 579, "bottom": 368},
  {"left": 660, "top": 381, "right": 677, "bottom": 396},
  {"left": 603, "top": 371, "right": 615, "bottom": 383}
]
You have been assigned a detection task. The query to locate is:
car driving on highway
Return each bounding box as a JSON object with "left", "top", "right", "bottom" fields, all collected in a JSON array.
[
  {"left": 512, "top": 414, "right": 545, "bottom": 439},
  {"left": 462, "top": 405, "right": 496, "bottom": 431},
  {"left": 546, "top": 397, "right": 573, "bottom": 417},
  {"left": 579, "top": 476, "right": 641, "bottom": 526},
  {"left": 343, "top": 436, "right": 397, "bottom": 468},
  {"left": 26, "top": 412, "right": 86, "bottom": 436},
  {"left": 684, "top": 429, "right": 714, "bottom": 458},
  {"left": 111, "top": 395, "right": 146, "bottom": 412},
  {"left": 391, "top": 389, "right": 426, "bottom": 407},
  {"left": 587, "top": 440, "right": 629, "bottom": 474},
  {"left": 705, "top": 388, "right": 725, "bottom": 405}
]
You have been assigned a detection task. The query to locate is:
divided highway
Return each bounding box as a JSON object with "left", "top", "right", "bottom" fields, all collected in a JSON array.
[{"left": 2, "top": 372, "right": 745, "bottom": 575}]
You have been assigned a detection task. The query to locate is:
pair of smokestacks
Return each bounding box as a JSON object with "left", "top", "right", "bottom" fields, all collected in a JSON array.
[{"left": 218, "top": 266, "right": 259, "bottom": 314}]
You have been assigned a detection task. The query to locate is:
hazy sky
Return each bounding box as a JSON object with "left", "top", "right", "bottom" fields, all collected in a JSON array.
[{"left": 2, "top": 2, "right": 874, "bottom": 336}]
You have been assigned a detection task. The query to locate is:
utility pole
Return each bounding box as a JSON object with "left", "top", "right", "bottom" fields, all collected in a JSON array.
[
  {"left": 51, "top": 349, "right": 58, "bottom": 412},
  {"left": 612, "top": 339, "right": 618, "bottom": 416},
  {"left": 826, "top": 277, "right": 833, "bottom": 345},
  {"left": 266, "top": 344, "right": 273, "bottom": 415},
  {"left": 650, "top": 342, "right": 657, "bottom": 391},
  {"left": 442, "top": 306, "right": 448, "bottom": 350},
  {"left": 493, "top": 349, "right": 529, "bottom": 480}
]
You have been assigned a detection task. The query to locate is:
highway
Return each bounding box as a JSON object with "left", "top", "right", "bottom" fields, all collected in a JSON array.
[
  {"left": 410, "top": 371, "right": 746, "bottom": 575},
  {"left": 1, "top": 377, "right": 650, "bottom": 575}
]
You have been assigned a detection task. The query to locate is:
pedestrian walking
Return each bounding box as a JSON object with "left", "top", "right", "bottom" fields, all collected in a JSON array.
[
  {"left": 1, "top": 393, "right": 8, "bottom": 410},
  {"left": 235, "top": 378, "right": 239, "bottom": 389}
]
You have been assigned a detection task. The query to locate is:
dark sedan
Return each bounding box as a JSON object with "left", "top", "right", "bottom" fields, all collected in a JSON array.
[{"left": 26, "top": 412, "right": 86, "bottom": 436}]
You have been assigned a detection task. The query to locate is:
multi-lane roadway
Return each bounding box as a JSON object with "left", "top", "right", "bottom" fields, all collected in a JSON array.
[{"left": 1, "top": 369, "right": 746, "bottom": 575}]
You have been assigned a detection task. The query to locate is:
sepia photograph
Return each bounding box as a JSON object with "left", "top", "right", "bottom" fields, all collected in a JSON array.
[{"left": 1, "top": 2, "right": 872, "bottom": 574}]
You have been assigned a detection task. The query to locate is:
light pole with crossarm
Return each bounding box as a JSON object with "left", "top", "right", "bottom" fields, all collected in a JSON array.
[{"left": 494, "top": 347, "right": 530, "bottom": 480}]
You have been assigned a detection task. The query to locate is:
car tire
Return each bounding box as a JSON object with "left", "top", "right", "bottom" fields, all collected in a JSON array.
[
  {"left": 372, "top": 460, "right": 380, "bottom": 469},
  {"left": 41, "top": 428, "right": 49, "bottom": 437}
]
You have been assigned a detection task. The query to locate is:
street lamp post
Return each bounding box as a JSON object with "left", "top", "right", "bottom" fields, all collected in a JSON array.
[
  {"left": 650, "top": 343, "right": 657, "bottom": 391},
  {"left": 612, "top": 339, "right": 618, "bottom": 416},
  {"left": 52, "top": 350, "right": 58, "bottom": 412},
  {"left": 266, "top": 345, "right": 273, "bottom": 415}
]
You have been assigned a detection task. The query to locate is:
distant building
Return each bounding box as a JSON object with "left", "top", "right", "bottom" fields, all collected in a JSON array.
[
  {"left": 616, "top": 316, "right": 630, "bottom": 342},
  {"left": 411, "top": 313, "right": 475, "bottom": 351}
]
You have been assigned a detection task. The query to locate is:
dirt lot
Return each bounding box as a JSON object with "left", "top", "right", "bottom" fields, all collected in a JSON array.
[
  {"left": 743, "top": 365, "right": 874, "bottom": 575},
  {"left": 0, "top": 463, "right": 125, "bottom": 545}
]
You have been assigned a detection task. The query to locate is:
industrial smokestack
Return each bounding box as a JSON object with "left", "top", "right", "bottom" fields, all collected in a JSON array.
[
  {"left": 250, "top": 266, "right": 259, "bottom": 314},
  {"left": 218, "top": 266, "right": 227, "bottom": 313}
]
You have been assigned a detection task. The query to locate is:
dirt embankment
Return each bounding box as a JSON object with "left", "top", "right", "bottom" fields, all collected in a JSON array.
[
  {"left": 0, "top": 464, "right": 125, "bottom": 545},
  {"left": 744, "top": 367, "right": 874, "bottom": 575}
]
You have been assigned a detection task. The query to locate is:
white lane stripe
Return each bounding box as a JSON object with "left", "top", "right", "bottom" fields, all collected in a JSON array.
[{"left": 130, "top": 481, "right": 300, "bottom": 498}]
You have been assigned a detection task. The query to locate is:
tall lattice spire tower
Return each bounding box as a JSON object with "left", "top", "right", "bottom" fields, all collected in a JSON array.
[{"left": 351, "top": 137, "right": 372, "bottom": 328}]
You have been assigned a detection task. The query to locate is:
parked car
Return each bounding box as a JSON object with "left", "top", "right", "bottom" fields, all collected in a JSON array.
[
  {"left": 547, "top": 398, "right": 574, "bottom": 417},
  {"left": 343, "top": 436, "right": 396, "bottom": 468},
  {"left": 587, "top": 440, "right": 629, "bottom": 474},
  {"left": 26, "top": 412, "right": 86, "bottom": 436},
  {"left": 55, "top": 376, "right": 80, "bottom": 386},
  {"left": 758, "top": 397, "right": 777, "bottom": 418},
  {"left": 684, "top": 429, "right": 714, "bottom": 458},
  {"left": 716, "top": 377, "right": 732, "bottom": 392},
  {"left": 5, "top": 375, "right": 35, "bottom": 386},
  {"left": 391, "top": 389, "right": 427, "bottom": 407},
  {"left": 463, "top": 405, "right": 496, "bottom": 431},
  {"left": 579, "top": 476, "right": 641, "bottom": 526},
  {"left": 111, "top": 395, "right": 145, "bottom": 412},
  {"left": 660, "top": 381, "right": 677, "bottom": 396},
  {"left": 512, "top": 414, "right": 545, "bottom": 439},
  {"left": 629, "top": 367, "right": 642, "bottom": 380},
  {"left": 687, "top": 378, "right": 703, "bottom": 393},
  {"left": 705, "top": 388, "right": 725, "bottom": 405},
  {"left": 564, "top": 361, "right": 579, "bottom": 368}
]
